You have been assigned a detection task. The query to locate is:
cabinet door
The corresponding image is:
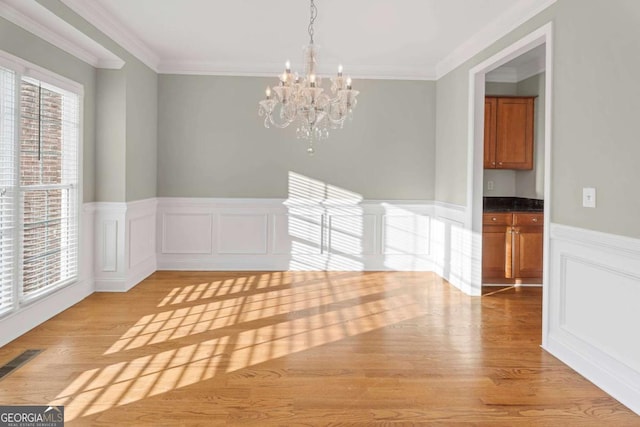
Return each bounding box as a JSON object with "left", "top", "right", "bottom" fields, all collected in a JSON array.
[
  {"left": 512, "top": 225, "right": 543, "bottom": 278},
  {"left": 482, "top": 224, "right": 508, "bottom": 280},
  {"left": 484, "top": 97, "right": 498, "bottom": 168},
  {"left": 495, "top": 97, "right": 534, "bottom": 169}
]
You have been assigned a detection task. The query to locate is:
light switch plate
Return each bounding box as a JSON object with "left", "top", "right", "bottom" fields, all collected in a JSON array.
[
  {"left": 583, "top": 187, "right": 596, "bottom": 208},
  {"left": 487, "top": 181, "right": 494, "bottom": 191}
]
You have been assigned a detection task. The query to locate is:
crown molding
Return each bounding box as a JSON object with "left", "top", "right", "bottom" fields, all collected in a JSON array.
[
  {"left": 436, "top": 0, "right": 556, "bottom": 79},
  {"left": 0, "top": 0, "right": 123, "bottom": 69},
  {"left": 157, "top": 60, "right": 437, "bottom": 81},
  {"left": 60, "top": 0, "right": 159, "bottom": 72},
  {"left": 42, "top": 0, "right": 552, "bottom": 80}
]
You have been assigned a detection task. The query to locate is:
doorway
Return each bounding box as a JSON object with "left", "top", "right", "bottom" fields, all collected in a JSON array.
[{"left": 467, "top": 23, "right": 553, "bottom": 345}]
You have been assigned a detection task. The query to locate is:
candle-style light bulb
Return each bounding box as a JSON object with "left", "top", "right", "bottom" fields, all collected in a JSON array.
[
  {"left": 265, "top": 87, "right": 271, "bottom": 99},
  {"left": 281, "top": 72, "right": 288, "bottom": 85},
  {"left": 285, "top": 60, "right": 291, "bottom": 72},
  {"left": 309, "top": 74, "right": 316, "bottom": 87},
  {"left": 338, "top": 64, "right": 343, "bottom": 76},
  {"left": 346, "top": 77, "right": 352, "bottom": 90}
]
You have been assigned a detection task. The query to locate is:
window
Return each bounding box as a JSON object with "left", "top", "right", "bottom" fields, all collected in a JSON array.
[{"left": 0, "top": 57, "right": 81, "bottom": 317}]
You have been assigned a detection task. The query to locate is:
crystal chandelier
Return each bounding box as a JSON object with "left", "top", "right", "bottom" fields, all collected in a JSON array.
[{"left": 258, "top": 0, "right": 359, "bottom": 155}]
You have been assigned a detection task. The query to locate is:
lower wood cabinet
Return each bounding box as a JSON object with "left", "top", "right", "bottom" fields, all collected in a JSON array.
[{"left": 482, "top": 212, "right": 543, "bottom": 282}]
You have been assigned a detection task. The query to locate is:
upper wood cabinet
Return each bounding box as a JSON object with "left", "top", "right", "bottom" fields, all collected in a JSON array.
[{"left": 484, "top": 96, "right": 535, "bottom": 170}]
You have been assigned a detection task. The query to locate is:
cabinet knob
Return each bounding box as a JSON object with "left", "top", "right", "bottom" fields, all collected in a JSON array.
[
  {"left": 492, "top": 162, "right": 496, "bottom": 166},
  {"left": 532, "top": 218, "right": 538, "bottom": 222},
  {"left": 498, "top": 162, "right": 503, "bottom": 166},
  {"left": 492, "top": 217, "right": 497, "bottom": 221}
]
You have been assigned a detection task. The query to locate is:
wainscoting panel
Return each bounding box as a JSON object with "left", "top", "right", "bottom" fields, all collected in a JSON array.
[
  {"left": 431, "top": 202, "right": 476, "bottom": 295},
  {"left": 126, "top": 199, "right": 157, "bottom": 289},
  {"left": 129, "top": 214, "right": 155, "bottom": 268},
  {"left": 94, "top": 202, "right": 127, "bottom": 291},
  {"left": 272, "top": 214, "right": 323, "bottom": 255},
  {"left": 162, "top": 213, "right": 212, "bottom": 254},
  {"left": 546, "top": 223, "right": 640, "bottom": 415},
  {"left": 329, "top": 214, "right": 377, "bottom": 255},
  {"left": 217, "top": 214, "right": 268, "bottom": 254},
  {"left": 382, "top": 214, "right": 430, "bottom": 255},
  {"left": 156, "top": 198, "right": 456, "bottom": 272},
  {"left": 94, "top": 199, "right": 156, "bottom": 292},
  {"left": 101, "top": 219, "right": 118, "bottom": 272}
]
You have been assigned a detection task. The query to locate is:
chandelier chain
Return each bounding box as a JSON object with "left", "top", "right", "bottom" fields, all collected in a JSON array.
[{"left": 308, "top": 0, "right": 317, "bottom": 44}]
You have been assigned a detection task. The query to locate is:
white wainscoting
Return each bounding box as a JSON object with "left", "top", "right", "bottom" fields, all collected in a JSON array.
[
  {"left": 94, "top": 198, "right": 157, "bottom": 291},
  {"left": 156, "top": 198, "right": 468, "bottom": 275},
  {"left": 126, "top": 198, "right": 158, "bottom": 288},
  {"left": 432, "top": 201, "right": 478, "bottom": 295},
  {"left": 545, "top": 223, "right": 640, "bottom": 415}
]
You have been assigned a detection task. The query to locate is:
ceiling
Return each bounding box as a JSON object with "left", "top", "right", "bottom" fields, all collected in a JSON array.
[{"left": 52, "top": 0, "right": 555, "bottom": 79}]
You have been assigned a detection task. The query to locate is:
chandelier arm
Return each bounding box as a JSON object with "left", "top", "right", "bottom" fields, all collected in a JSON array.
[{"left": 267, "top": 112, "right": 294, "bottom": 129}]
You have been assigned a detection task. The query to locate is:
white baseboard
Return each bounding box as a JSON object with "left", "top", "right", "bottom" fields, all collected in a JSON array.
[
  {"left": 546, "top": 223, "right": 640, "bottom": 415},
  {"left": 157, "top": 254, "right": 434, "bottom": 272},
  {"left": 94, "top": 255, "right": 156, "bottom": 292}
]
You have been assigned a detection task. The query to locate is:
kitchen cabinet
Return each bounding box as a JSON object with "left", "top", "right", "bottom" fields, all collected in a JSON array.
[
  {"left": 484, "top": 96, "right": 535, "bottom": 170},
  {"left": 482, "top": 212, "right": 543, "bottom": 282},
  {"left": 482, "top": 213, "right": 511, "bottom": 280}
]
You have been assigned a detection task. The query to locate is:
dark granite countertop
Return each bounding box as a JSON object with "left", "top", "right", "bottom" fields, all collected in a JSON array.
[{"left": 483, "top": 197, "right": 544, "bottom": 212}]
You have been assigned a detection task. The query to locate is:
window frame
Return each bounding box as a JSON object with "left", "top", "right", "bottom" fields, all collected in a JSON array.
[{"left": 0, "top": 50, "right": 84, "bottom": 316}]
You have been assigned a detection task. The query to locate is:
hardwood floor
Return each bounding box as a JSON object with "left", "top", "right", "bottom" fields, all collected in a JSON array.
[{"left": 0, "top": 271, "right": 637, "bottom": 425}]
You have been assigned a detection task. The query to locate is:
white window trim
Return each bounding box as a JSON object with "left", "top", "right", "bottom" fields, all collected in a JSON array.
[{"left": 0, "top": 49, "right": 84, "bottom": 315}]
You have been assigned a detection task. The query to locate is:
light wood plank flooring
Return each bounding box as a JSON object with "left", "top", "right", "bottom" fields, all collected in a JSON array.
[{"left": 0, "top": 271, "right": 637, "bottom": 425}]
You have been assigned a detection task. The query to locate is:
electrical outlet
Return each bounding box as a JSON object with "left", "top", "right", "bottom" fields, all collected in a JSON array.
[
  {"left": 487, "top": 181, "right": 494, "bottom": 191},
  {"left": 583, "top": 187, "right": 596, "bottom": 208}
]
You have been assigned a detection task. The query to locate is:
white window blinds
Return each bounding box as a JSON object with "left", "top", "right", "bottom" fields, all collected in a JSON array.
[
  {"left": 0, "top": 66, "right": 16, "bottom": 317},
  {"left": 19, "top": 77, "right": 79, "bottom": 301},
  {"left": 0, "top": 55, "right": 80, "bottom": 315}
]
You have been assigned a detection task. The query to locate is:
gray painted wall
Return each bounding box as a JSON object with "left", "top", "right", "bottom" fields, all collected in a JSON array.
[
  {"left": 39, "top": 0, "right": 159, "bottom": 203},
  {"left": 434, "top": 64, "right": 470, "bottom": 205},
  {"left": 485, "top": 82, "right": 518, "bottom": 96},
  {"left": 95, "top": 69, "right": 126, "bottom": 202},
  {"left": 125, "top": 61, "right": 158, "bottom": 201},
  {"left": 551, "top": 0, "right": 640, "bottom": 237},
  {"left": 158, "top": 76, "right": 436, "bottom": 200},
  {"left": 436, "top": 0, "right": 640, "bottom": 238},
  {"left": 0, "top": 17, "right": 97, "bottom": 202}
]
